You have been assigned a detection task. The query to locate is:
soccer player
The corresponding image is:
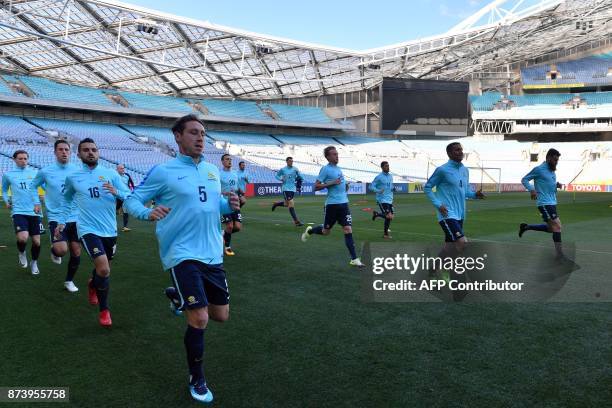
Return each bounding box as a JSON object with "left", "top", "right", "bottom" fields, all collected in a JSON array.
[
  {"left": 236, "top": 161, "right": 249, "bottom": 208},
  {"left": 29, "top": 140, "right": 81, "bottom": 291},
  {"left": 123, "top": 114, "right": 240, "bottom": 404},
  {"left": 116, "top": 164, "right": 135, "bottom": 232},
  {"left": 272, "top": 156, "right": 304, "bottom": 226},
  {"left": 424, "top": 142, "right": 484, "bottom": 254},
  {"left": 301, "top": 146, "right": 364, "bottom": 267},
  {"left": 369, "top": 161, "right": 394, "bottom": 239},
  {"left": 2, "top": 150, "right": 43, "bottom": 274},
  {"left": 519, "top": 148, "right": 565, "bottom": 258},
  {"left": 220, "top": 153, "right": 241, "bottom": 256},
  {"left": 56, "top": 138, "right": 129, "bottom": 326}
]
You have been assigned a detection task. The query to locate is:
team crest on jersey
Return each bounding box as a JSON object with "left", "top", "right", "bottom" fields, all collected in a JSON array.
[
  {"left": 98, "top": 176, "right": 105, "bottom": 181},
  {"left": 208, "top": 172, "right": 217, "bottom": 180}
]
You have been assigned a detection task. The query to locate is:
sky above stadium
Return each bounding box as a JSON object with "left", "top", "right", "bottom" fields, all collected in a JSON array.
[{"left": 122, "top": 0, "right": 494, "bottom": 50}]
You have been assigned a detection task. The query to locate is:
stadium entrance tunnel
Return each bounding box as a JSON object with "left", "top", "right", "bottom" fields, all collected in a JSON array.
[{"left": 358, "top": 241, "right": 602, "bottom": 303}]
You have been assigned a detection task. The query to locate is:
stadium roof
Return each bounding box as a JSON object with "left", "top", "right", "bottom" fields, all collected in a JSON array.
[{"left": 0, "top": 0, "right": 610, "bottom": 99}]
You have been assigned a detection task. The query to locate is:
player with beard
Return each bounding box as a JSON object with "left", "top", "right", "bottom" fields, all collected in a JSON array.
[{"left": 519, "top": 148, "right": 566, "bottom": 258}]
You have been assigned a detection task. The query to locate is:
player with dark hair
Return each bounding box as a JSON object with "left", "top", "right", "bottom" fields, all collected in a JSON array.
[
  {"left": 301, "top": 146, "right": 364, "bottom": 267},
  {"left": 116, "top": 164, "right": 135, "bottom": 232},
  {"left": 272, "top": 156, "right": 304, "bottom": 226},
  {"left": 30, "top": 140, "right": 81, "bottom": 291},
  {"left": 220, "top": 153, "right": 241, "bottom": 256},
  {"left": 124, "top": 114, "right": 240, "bottom": 404},
  {"left": 236, "top": 160, "right": 249, "bottom": 208},
  {"left": 56, "top": 138, "right": 130, "bottom": 326},
  {"left": 519, "top": 148, "right": 565, "bottom": 258},
  {"left": 2, "top": 149, "right": 43, "bottom": 274},
  {"left": 369, "top": 161, "right": 394, "bottom": 239},
  {"left": 424, "top": 142, "right": 485, "bottom": 254}
]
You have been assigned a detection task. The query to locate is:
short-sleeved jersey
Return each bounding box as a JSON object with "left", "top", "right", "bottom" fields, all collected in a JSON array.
[
  {"left": 317, "top": 164, "right": 348, "bottom": 205},
  {"left": 276, "top": 166, "right": 302, "bottom": 192}
]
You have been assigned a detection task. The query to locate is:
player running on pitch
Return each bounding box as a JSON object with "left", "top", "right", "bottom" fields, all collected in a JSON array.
[
  {"left": 57, "top": 138, "right": 130, "bottom": 326},
  {"left": 2, "top": 150, "right": 43, "bottom": 275},
  {"left": 369, "top": 161, "right": 395, "bottom": 239},
  {"left": 272, "top": 156, "right": 304, "bottom": 226},
  {"left": 519, "top": 148, "right": 566, "bottom": 259},
  {"left": 124, "top": 114, "right": 240, "bottom": 404},
  {"left": 220, "top": 154, "right": 242, "bottom": 256},
  {"left": 30, "top": 140, "right": 81, "bottom": 291},
  {"left": 301, "top": 146, "right": 364, "bottom": 267}
]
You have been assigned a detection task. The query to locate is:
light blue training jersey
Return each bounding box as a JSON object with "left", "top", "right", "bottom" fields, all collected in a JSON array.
[
  {"left": 61, "top": 163, "right": 130, "bottom": 238},
  {"left": 2, "top": 165, "right": 40, "bottom": 216},
  {"left": 220, "top": 168, "right": 238, "bottom": 194},
  {"left": 424, "top": 160, "right": 477, "bottom": 221},
  {"left": 276, "top": 166, "right": 302, "bottom": 192},
  {"left": 521, "top": 162, "right": 558, "bottom": 206},
  {"left": 30, "top": 162, "right": 80, "bottom": 223},
  {"left": 237, "top": 169, "right": 249, "bottom": 192},
  {"left": 123, "top": 153, "right": 232, "bottom": 270},
  {"left": 317, "top": 164, "right": 348, "bottom": 205},
  {"left": 369, "top": 172, "right": 394, "bottom": 204}
]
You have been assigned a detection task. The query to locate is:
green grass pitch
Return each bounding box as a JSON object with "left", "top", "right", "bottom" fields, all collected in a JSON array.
[{"left": 0, "top": 192, "right": 611, "bottom": 407}]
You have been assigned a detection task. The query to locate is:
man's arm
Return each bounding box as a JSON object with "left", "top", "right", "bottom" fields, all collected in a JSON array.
[
  {"left": 2, "top": 174, "right": 11, "bottom": 208},
  {"left": 127, "top": 173, "right": 135, "bottom": 191},
  {"left": 275, "top": 168, "right": 284, "bottom": 181},
  {"left": 521, "top": 167, "right": 538, "bottom": 192},
  {"left": 123, "top": 166, "right": 165, "bottom": 221},
  {"left": 58, "top": 177, "right": 76, "bottom": 225},
  {"left": 105, "top": 173, "right": 131, "bottom": 200},
  {"left": 521, "top": 167, "right": 539, "bottom": 200},
  {"left": 424, "top": 168, "right": 442, "bottom": 208},
  {"left": 29, "top": 170, "right": 41, "bottom": 209},
  {"left": 369, "top": 175, "right": 382, "bottom": 193}
]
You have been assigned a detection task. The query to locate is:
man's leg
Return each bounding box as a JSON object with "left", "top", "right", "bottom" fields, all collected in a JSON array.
[
  {"left": 16, "top": 230, "right": 29, "bottom": 268},
  {"left": 343, "top": 225, "right": 358, "bottom": 260},
  {"left": 520, "top": 206, "right": 554, "bottom": 237},
  {"left": 30, "top": 235, "right": 40, "bottom": 275},
  {"left": 91, "top": 254, "right": 111, "bottom": 312},
  {"left": 287, "top": 199, "right": 301, "bottom": 225},
  {"left": 549, "top": 218, "right": 564, "bottom": 257},
  {"left": 65, "top": 240, "right": 82, "bottom": 290}
]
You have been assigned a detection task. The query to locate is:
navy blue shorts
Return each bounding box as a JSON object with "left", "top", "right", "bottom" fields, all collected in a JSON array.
[
  {"left": 439, "top": 219, "right": 465, "bottom": 242},
  {"left": 283, "top": 191, "right": 295, "bottom": 201},
  {"left": 13, "top": 214, "right": 44, "bottom": 235},
  {"left": 323, "top": 203, "right": 352, "bottom": 229},
  {"left": 538, "top": 205, "right": 559, "bottom": 222},
  {"left": 81, "top": 234, "right": 117, "bottom": 260},
  {"left": 377, "top": 202, "right": 395, "bottom": 215},
  {"left": 49, "top": 221, "right": 79, "bottom": 243},
  {"left": 221, "top": 211, "right": 242, "bottom": 224},
  {"left": 169, "top": 260, "right": 229, "bottom": 309}
]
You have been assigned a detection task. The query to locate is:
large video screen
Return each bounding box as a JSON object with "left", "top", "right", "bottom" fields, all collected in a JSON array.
[{"left": 380, "top": 78, "right": 469, "bottom": 137}]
